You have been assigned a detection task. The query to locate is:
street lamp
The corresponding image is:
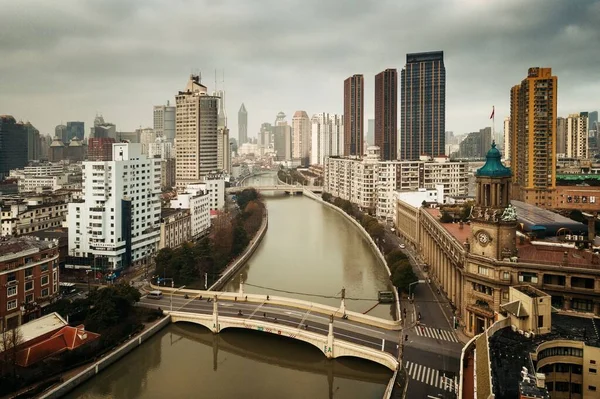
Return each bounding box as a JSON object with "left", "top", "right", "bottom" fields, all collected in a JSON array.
[
  {"left": 170, "top": 285, "right": 186, "bottom": 312},
  {"left": 408, "top": 280, "right": 426, "bottom": 300}
]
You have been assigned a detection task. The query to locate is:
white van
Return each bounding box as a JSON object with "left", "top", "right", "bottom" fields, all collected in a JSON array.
[{"left": 147, "top": 290, "right": 163, "bottom": 300}]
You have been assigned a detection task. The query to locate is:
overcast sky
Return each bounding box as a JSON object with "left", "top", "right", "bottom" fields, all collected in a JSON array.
[{"left": 1, "top": 0, "right": 598, "bottom": 140}]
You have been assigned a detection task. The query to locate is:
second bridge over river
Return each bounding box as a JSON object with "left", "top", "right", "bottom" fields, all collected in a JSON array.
[{"left": 138, "top": 285, "right": 401, "bottom": 372}]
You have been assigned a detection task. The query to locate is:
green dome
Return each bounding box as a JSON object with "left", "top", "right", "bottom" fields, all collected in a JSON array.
[{"left": 476, "top": 142, "right": 512, "bottom": 178}]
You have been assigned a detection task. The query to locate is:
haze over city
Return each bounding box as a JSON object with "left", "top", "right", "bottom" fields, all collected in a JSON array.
[{"left": 1, "top": 0, "right": 599, "bottom": 136}]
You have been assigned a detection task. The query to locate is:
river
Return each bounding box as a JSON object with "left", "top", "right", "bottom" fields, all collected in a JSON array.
[{"left": 67, "top": 173, "right": 394, "bottom": 398}]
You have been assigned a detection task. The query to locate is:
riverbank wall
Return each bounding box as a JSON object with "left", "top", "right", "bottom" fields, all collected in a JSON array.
[
  {"left": 39, "top": 316, "right": 171, "bottom": 399},
  {"left": 208, "top": 206, "right": 269, "bottom": 291},
  {"left": 302, "top": 190, "right": 402, "bottom": 323}
]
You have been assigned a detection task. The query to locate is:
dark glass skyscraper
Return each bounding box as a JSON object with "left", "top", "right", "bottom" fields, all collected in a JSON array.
[
  {"left": 344, "top": 74, "right": 364, "bottom": 156},
  {"left": 400, "top": 51, "right": 446, "bottom": 160},
  {"left": 0, "top": 115, "right": 28, "bottom": 179},
  {"left": 66, "top": 121, "right": 85, "bottom": 141},
  {"left": 375, "top": 68, "right": 398, "bottom": 160}
]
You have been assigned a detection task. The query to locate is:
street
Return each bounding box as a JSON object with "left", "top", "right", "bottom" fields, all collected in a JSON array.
[{"left": 382, "top": 222, "right": 461, "bottom": 398}]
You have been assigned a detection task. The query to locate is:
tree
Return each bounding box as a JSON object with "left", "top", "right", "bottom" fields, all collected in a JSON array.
[
  {"left": 322, "top": 192, "right": 333, "bottom": 202},
  {"left": 210, "top": 212, "right": 234, "bottom": 270},
  {"left": 386, "top": 249, "right": 408, "bottom": 266},
  {"left": 368, "top": 222, "right": 385, "bottom": 242},
  {"left": 236, "top": 188, "right": 260, "bottom": 210},
  {"left": 231, "top": 221, "right": 249, "bottom": 257},
  {"left": 391, "top": 262, "right": 418, "bottom": 295},
  {"left": 0, "top": 325, "right": 22, "bottom": 378},
  {"left": 440, "top": 211, "right": 453, "bottom": 223}
]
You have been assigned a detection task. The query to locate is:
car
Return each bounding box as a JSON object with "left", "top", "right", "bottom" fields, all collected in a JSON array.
[{"left": 399, "top": 244, "right": 406, "bottom": 249}]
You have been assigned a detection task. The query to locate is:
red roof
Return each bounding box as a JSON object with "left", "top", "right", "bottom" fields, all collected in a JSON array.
[{"left": 16, "top": 325, "right": 100, "bottom": 367}]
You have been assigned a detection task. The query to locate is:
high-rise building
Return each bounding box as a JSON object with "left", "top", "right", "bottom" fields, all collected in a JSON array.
[
  {"left": 292, "top": 111, "right": 311, "bottom": 166},
  {"left": 259, "top": 123, "right": 272, "bottom": 149},
  {"left": 67, "top": 143, "right": 161, "bottom": 271},
  {"left": 510, "top": 67, "right": 557, "bottom": 207},
  {"left": 238, "top": 103, "right": 248, "bottom": 144},
  {"left": 24, "top": 122, "right": 40, "bottom": 161},
  {"left": 88, "top": 137, "right": 116, "bottom": 161},
  {"left": 343, "top": 74, "right": 364, "bottom": 156},
  {"left": 0, "top": 116, "right": 28, "bottom": 180},
  {"left": 589, "top": 111, "right": 598, "bottom": 132},
  {"left": 400, "top": 51, "right": 446, "bottom": 160},
  {"left": 310, "top": 113, "right": 344, "bottom": 165},
  {"left": 153, "top": 102, "right": 176, "bottom": 142},
  {"left": 366, "top": 119, "right": 375, "bottom": 147},
  {"left": 175, "top": 75, "right": 219, "bottom": 189},
  {"left": 375, "top": 68, "right": 398, "bottom": 161},
  {"left": 66, "top": 121, "right": 85, "bottom": 142},
  {"left": 503, "top": 117, "right": 511, "bottom": 160},
  {"left": 213, "top": 90, "right": 227, "bottom": 129},
  {"left": 217, "top": 127, "right": 231, "bottom": 172},
  {"left": 138, "top": 128, "right": 156, "bottom": 154},
  {"left": 55, "top": 124, "right": 68, "bottom": 144},
  {"left": 273, "top": 112, "right": 291, "bottom": 161},
  {"left": 556, "top": 117, "right": 566, "bottom": 157},
  {"left": 455, "top": 127, "right": 492, "bottom": 159},
  {"left": 566, "top": 113, "right": 589, "bottom": 159}
]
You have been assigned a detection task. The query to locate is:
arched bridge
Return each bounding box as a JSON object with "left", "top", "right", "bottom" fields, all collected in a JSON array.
[
  {"left": 226, "top": 185, "right": 323, "bottom": 194},
  {"left": 138, "top": 287, "right": 400, "bottom": 371}
]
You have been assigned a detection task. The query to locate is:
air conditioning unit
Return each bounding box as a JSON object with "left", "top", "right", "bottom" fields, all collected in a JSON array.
[
  {"left": 524, "top": 332, "right": 531, "bottom": 338},
  {"left": 565, "top": 234, "right": 572, "bottom": 240},
  {"left": 518, "top": 329, "right": 524, "bottom": 335},
  {"left": 511, "top": 325, "right": 517, "bottom": 332}
]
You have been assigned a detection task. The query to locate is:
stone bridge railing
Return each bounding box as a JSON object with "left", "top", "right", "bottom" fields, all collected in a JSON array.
[{"left": 167, "top": 310, "right": 399, "bottom": 371}]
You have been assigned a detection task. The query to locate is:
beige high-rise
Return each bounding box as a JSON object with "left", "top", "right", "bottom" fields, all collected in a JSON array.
[
  {"left": 175, "top": 75, "right": 219, "bottom": 190},
  {"left": 292, "top": 111, "right": 310, "bottom": 166}
]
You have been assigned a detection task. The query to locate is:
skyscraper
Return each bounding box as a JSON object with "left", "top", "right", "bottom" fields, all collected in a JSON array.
[
  {"left": 400, "top": 51, "right": 446, "bottom": 160},
  {"left": 343, "top": 74, "right": 364, "bottom": 156},
  {"left": 259, "top": 122, "right": 272, "bottom": 149},
  {"left": 66, "top": 121, "right": 85, "bottom": 141},
  {"left": 510, "top": 67, "right": 557, "bottom": 207},
  {"left": 0, "top": 115, "right": 28, "bottom": 179},
  {"left": 55, "top": 124, "right": 67, "bottom": 144},
  {"left": 238, "top": 103, "right": 248, "bottom": 144},
  {"left": 292, "top": 111, "right": 311, "bottom": 165},
  {"left": 310, "top": 113, "right": 344, "bottom": 165},
  {"left": 24, "top": 122, "right": 40, "bottom": 161},
  {"left": 175, "top": 75, "right": 219, "bottom": 189},
  {"left": 589, "top": 111, "right": 598, "bottom": 132},
  {"left": 153, "top": 102, "right": 176, "bottom": 142},
  {"left": 566, "top": 112, "right": 588, "bottom": 159},
  {"left": 366, "top": 119, "right": 375, "bottom": 147},
  {"left": 273, "top": 112, "right": 292, "bottom": 161},
  {"left": 503, "top": 117, "right": 511, "bottom": 160},
  {"left": 375, "top": 68, "right": 398, "bottom": 160},
  {"left": 556, "top": 117, "right": 566, "bottom": 157}
]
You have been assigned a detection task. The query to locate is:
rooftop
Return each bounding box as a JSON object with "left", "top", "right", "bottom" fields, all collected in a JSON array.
[
  {"left": 161, "top": 208, "right": 188, "bottom": 219},
  {"left": 511, "top": 200, "right": 588, "bottom": 235},
  {"left": 489, "top": 314, "right": 600, "bottom": 398},
  {"left": 0, "top": 236, "right": 56, "bottom": 262},
  {"left": 17, "top": 313, "right": 68, "bottom": 345}
]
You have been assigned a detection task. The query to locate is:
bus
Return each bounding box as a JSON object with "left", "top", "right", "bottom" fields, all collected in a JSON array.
[
  {"left": 147, "top": 290, "right": 163, "bottom": 300},
  {"left": 59, "top": 282, "right": 77, "bottom": 296}
]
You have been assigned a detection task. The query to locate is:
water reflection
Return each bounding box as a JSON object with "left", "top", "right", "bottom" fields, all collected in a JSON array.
[{"left": 68, "top": 324, "right": 390, "bottom": 399}]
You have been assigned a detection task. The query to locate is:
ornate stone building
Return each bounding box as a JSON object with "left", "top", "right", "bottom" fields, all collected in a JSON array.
[{"left": 398, "top": 143, "right": 600, "bottom": 337}]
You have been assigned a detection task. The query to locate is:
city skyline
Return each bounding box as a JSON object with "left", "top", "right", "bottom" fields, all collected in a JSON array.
[{"left": 1, "top": 1, "right": 598, "bottom": 138}]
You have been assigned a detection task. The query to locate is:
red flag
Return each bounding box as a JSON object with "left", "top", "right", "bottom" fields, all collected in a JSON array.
[{"left": 489, "top": 106, "right": 495, "bottom": 119}]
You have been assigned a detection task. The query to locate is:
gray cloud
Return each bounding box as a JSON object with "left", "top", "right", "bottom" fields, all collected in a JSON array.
[{"left": 0, "top": 0, "right": 598, "bottom": 138}]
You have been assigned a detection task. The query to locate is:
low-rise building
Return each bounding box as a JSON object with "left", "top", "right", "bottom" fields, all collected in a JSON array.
[
  {"left": 170, "top": 190, "right": 210, "bottom": 239},
  {"left": 1, "top": 192, "right": 72, "bottom": 237},
  {"left": 0, "top": 237, "right": 60, "bottom": 330},
  {"left": 159, "top": 208, "right": 191, "bottom": 249}
]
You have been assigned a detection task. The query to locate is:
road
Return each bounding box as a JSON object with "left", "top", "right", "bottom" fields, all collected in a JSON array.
[
  {"left": 382, "top": 223, "right": 461, "bottom": 398},
  {"left": 138, "top": 294, "right": 402, "bottom": 359}
]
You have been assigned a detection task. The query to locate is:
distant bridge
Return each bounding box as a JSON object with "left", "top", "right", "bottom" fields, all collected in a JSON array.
[
  {"left": 226, "top": 185, "right": 323, "bottom": 194},
  {"left": 139, "top": 286, "right": 400, "bottom": 372}
]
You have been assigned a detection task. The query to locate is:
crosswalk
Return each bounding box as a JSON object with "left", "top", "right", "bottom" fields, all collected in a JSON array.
[
  {"left": 404, "top": 361, "right": 456, "bottom": 391},
  {"left": 414, "top": 326, "right": 459, "bottom": 343}
]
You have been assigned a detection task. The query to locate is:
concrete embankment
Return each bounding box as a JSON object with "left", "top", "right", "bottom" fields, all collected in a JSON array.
[
  {"left": 39, "top": 316, "right": 171, "bottom": 399},
  {"left": 302, "top": 190, "right": 402, "bottom": 324},
  {"left": 208, "top": 206, "right": 268, "bottom": 291}
]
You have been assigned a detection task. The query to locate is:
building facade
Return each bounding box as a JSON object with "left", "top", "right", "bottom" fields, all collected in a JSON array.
[
  {"left": 343, "top": 74, "right": 364, "bottom": 157},
  {"left": 400, "top": 51, "right": 446, "bottom": 160},
  {"left": 66, "top": 143, "right": 161, "bottom": 271},
  {"left": 159, "top": 208, "right": 191, "bottom": 250},
  {"left": 510, "top": 67, "right": 557, "bottom": 207},
  {"left": 66, "top": 121, "right": 85, "bottom": 142},
  {"left": 175, "top": 75, "right": 219, "bottom": 189},
  {"left": 292, "top": 111, "right": 311, "bottom": 166},
  {"left": 0, "top": 116, "right": 28, "bottom": 180},
  {"left": 273, "top": 112, "right": 292, "bottom": 162},
  {"left": 0, "top": 237, "right": 60, "bottom": 330},
  {"left": 1, "top": 192, "right": 71, "bottom": 237},
  {"left": 88, "top": 137, "right": 116, "bottom": 161},
  {"left": 566, "top": 113, "right": 589, "bottom": 159},
  {"left": 310, "top": 113, "right": 344, "bottom": 165},
  {"left": 153, "top": 102, "right": 176, "bottom": 142},
  {"left": 238, "top": 103, "right": 248, "bottom": 145},
  {"left": 375, "top": 68, "right": 398, "bottom": 161},
  {"left": 170, "top": 189, "right": 210, "bottom": 239}
]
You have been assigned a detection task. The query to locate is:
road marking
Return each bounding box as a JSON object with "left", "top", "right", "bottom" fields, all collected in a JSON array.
[
  {"left": 248, "top": 302, "right": 263, "bottom": 319},
  {"left": 381, "top": 339, "right": 385, "bottom": 351},
  {"left": 298, "top": 308, "right": 312, "bottom": 329},
  {"left": 415, "top": 326, "right": 459, "bottom": 343},
  {"left": 404, "top": 361, "right": 456, "bottom": 391}
]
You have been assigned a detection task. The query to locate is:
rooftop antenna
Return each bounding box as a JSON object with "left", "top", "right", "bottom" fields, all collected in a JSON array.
[{"left": 214, "top": 69, "right": 217, "bottom": 92}]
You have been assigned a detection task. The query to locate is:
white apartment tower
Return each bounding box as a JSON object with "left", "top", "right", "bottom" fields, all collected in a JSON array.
[
  {"left": 566, "top": 113, "right": 589, "bottom": 159},
  {"left": 67, "top": 143, "right": 161, "bottom": 271},
  {"left": 310, "top": 113, "right": 344, "bottom": 165},
  {"left": 153, "top": 102, "right": 176, "bottom": 142},
  {"left": 292, "top": 111, "right": 311, "bottom": 166},
  {"left": 175, "top": 75, "right": 219, "bottom": 190}
]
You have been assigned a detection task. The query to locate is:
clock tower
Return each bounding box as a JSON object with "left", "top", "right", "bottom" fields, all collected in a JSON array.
[{"left": 470, "top": 142, "right": 517, "bottom": 260}]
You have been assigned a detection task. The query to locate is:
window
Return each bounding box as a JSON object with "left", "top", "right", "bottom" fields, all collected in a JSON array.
[
  {"left": 41, "top": 275, "right": 49, "bottom": 286},
  {"left": 589, "top": 386, "right": 597, "bottom": 392},
  {"left": 25, "top": 267, "right": 33, "bottom": 278},
  {"left": 41, "top": 288, "right": 49, "bottom": 297},
  {"left": 7, "top": 286, "right": 17, "bottom": 297},
  {"left": 41, "top": 263, "right": 49, "bottom": 273},
  {"left": 7, "top": 300, "right": 17, "bottom": 311},
  {"left": 555, "top": 382, "right": 569, "bottom": 392},
  {"left": 502, "top": 272, "right": 510, "bottom": 280},
  {"left": 478, "top": 266, "right": 489, "bottom": 276},
  {"left": 25, "top": 281, "right": 33, "bottom": 291},
  {"left": 590, "top": 368, "right": 597, "bottom": 374},
  {"left": 592, "top": 360, "right": 597, "bottom": 365},
  {"left": 25, "top": 294, "right": 33, "bottom": 304},
  {"left": 538, "top": 316, "right": 544, "bottom": 328}
]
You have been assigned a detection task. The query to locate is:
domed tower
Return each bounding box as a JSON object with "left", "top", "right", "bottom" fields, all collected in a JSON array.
[
  {"left": 49, "top": 136, "right": 65, "bottom": 162},
  {"left": 470, "top": 142, "right": 517, "bottom": 260}
]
